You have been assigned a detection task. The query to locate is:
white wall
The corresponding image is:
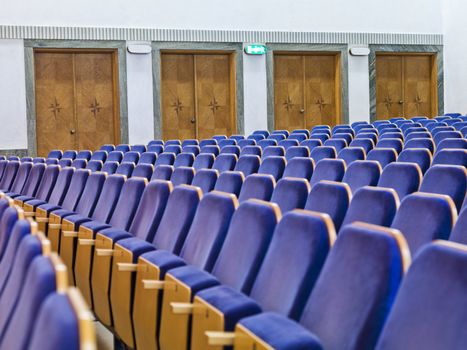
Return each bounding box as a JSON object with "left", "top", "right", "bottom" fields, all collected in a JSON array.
[
  {"left": 0, "top": 39, "right": 28, "bottom": 149},
  {"left": 348, "top": 49, "right": 371, "bottom": 124}
]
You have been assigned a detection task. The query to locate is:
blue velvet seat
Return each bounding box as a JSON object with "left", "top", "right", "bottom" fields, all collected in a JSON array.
[
  {"left": 173, "top": 152, "right": 195, "bottom": 167},
  {"left": 288, "top": 133, "right": 308, "bottom": 142},
  {"left": 398, "top": 148, "right": 432, "bottom": 174},
  {"left": 323, "top": 138, "right": 347, "bottom": 153},
  {"left": 200, "top": 145, "right": 221, "bottom": 156},
  {"left": 100, "top": 144, "right": 115, "bottom": 153},
  {"left": 71, "top": 158, "right": 87, "bottom": 169},
  {"left": 240, "top": 145, "right": 262, "bottom": 157},
  {"left": 0, "top": 206, "right": 22, "bottom": 263},
  {"left": 1, "top": 161, "right": 31, "bottom": 195},
  {"left": 308, "top": 133, "right": 329, "bottom": 143},
  {"left": 436, "top": 138, "right": 467, "bottom": 152},
  {"left": 76, "top": 150, "right": 92, "bottom": 161},
  {"left": 449, "top": 207, "right": 467, "bottom": 244},
  {"left": 262, "top": 146, "right": 285, "bottom": 159},
  {"left": 214, "top": 171, "right": 245, "bottom": 196},
  {"left": 433, "top": 130, "right": 462, "bottom": 146},
  {"left": 58, "top": 158, "right": 73, "bottom": 168},
  {"left": 350, "top": 138, "right": 374, "bottom": 153},
  {"left": 131, "top": 144, "right": 147, "bottom": 154},
  {"left": 192, "top": 153, "right": 215, "bottom": 170},
  {"left": 33, "top": 157, "right": 46, "bottom": 164},
  {"left": 115, "top": 162, "right": 134, "bottom": 177},
  {"left": 155, "top": 152, "right": 176, "bottom": 166},
  {"left": 367, "top": 148, "right": 398, "bottom": 168},
  {"left": 14, "top": 164, "right": 59, "bottom": 207},
  {"left": 107, "top": 150, "right": 124, "bottom": 163},
  {"left": 405, "top": 131, "right": 431, "bottom": 142},
  {"left": 432, "top": 149, "right": 467, "bottom": 167},
  {"left": 4, "top": 163, "right": 45, "bottom": 199},
  {"left": 338, "top": 147, "right": 366, "bottom": 165},
  {"left": 342, "top": 160, "right": 381, "bottom": 193},
  {"left": 138, "top": 152, "right": 157, "bottom": 165},
  {"left": 101, "top": 161, "right": 118, "bottom": 174},
  {"left": 291, "top": 129, "right": 311, "bottom": 138},
  {"left": 164, "top": 145, "right": 182, "bottom": 155},
  {"left": 378, "top": 162, "right": 422, "bottom": 200},
  {"left": 213, "top": 154, "right": 238, "bottom": 172},
  {"left": 116, "top": 144, "right": 131, "bottom": 153},
  {"left": 309, "top": 159, "right": 346, "bottom": 187},
  {"left": 0, "top": 161, "right": 20, "bottom": 192},
  {"left": 148, "top": 140, "right": 164, "bottom": 147},
  {"left": 47, "top": 149, "right": 63, "bottom": 159},
  {"left": 272, "top": 130, "right": 290, "bottom": 138},
  {"left": 151, "top": 165, "right": 174, "bottom": 180},
  {"left": 301, "top": 139, "right": 323, "bottom": 152},
  {"left": 199, "top": 139, "right": 218, "bottom": 147},
  {"left": 148, "top": 144, "right": 164, "bottom": 154},
  {"left": 310, "top": 146, "right": 337, "bottom": 163},
  {"left": 132, "top": 164, "right": 153, "bottom": 181},
  {"left": 218, "top": 139, "right": 237, "bottom": 148},
  {"left": 220, "top": 145, "right": 241, "bottom": 157},
  {"left": 234, "top": 155, "right": 261, "bottom": 176},
  {"left": 379, "top": 132, "right": 404, "bottom": 141},
  {"left": 171, "top": 166, "right": 195, "bottom": 186},
  {"left": 165, "top": 139, "right": 182, "bottom": 146},
  {"left": 332, "top": 132, "right": 353, "bottom": 144},
  {"left": 238, "top": 139, "right": 256, "bottom": 149},
  {"left": 270, "top": 178, "right": 310, "bottom": 213},
  {"left": 355, "top": 132, "right": 378, "bottom": 144},
  {"left": 431, "top": 126, "right": 455, "bottom": 136},
  {"left": 258, "top": 139, "right": 278, "bottom": 150},
  {"left": 46, "top": 158, "right": 58, "bottom": 165},
  {"left": 182, "top": 145, "right": 201, "bottom": 156},
  {"left": 404, "top": 138, "right": 435, "bottom": 154},
  {"left": 283, "top": 157, "right": 314, "bottom": 181},
  {"left": 213, "top": 135, "right": 228, "bottom": 142},
  {"left": 238, "top": 174, "right": 275, "bottom": 202},
  {"left": 121, "top": 151, "right": 140, "bottom": 164},
  {"left": 86, "top": 160, "right": 103, "bottom": 172},
  {"left": 285, "top": 146, "right": 310, "bottom": 161},
  {"left": 247, "top": 134, "right": 265, "bottom": 142},
  {"left": 62, "top": 150, "right": 78, "bottom": 160},
  {"left": 258, "top": 156, "right": 286, "bottom": 181},
  {"left": 252, "top": 130, "right": 270, "bottom": 138},
  {"left": 230, "top": 135, "right": 245, "bottom": 142},
  {"left": 376, "top": 138, "right": 404, "bottom": 154},
  {"left": 191, "top": 169, "right": 219, "bottom": 193}
]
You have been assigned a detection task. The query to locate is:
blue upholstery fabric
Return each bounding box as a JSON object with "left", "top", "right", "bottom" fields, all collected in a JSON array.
[
  {"left": 182, "top": 139, "right": 199, "bottom": 147},
  {"left": 107, "top": 151, "right": 124, "bottom": 163},
  {"left": 0, "top": 207, "right": 20, "bottom": 261},
  {"left": 378, "top": 162, "right": 422, "bottom": 200},
  {"left": 166, "top": 265, "right": 220, "bottom": 295},
  {"left": 45, "top": 167, "right": 75, "bottom": 206},
  {"left": 258, "top": 156, "right": 286, "bottom": 181},
  {"left": 199, "top": 139, "right": 218, "bottom": 147},
  {"left": 437, "top": 138, "right": 467, "bottom": 151},
  {"left": 270, "top": 178, "right": 310, "bottom": 213},
  {"left": 47, "top": 150, "right": 63, "bottom": 159},
  {"left": 278, "top": 139, "right": 300, "bottom": 150},
  {"left": 301, "top": 139, "right": 323, "bottom": 152},
  {"left": 285, "top": 146, "right": 310, "bottom": 161},
  {"left": 102, "top": 161, "right": 118, "bottom": 175},
  {"left": 86, "top": 160, "right": 103, "bottom": 172},
  {"left": 238, "top": 139, "right": 256, "bottom": 149},
  {"left": 115, "top": 144, "right": 131, "bottom": 153},
  {"left": 331, "top": 132, "right": 353, "bottom": 144},
  {"left": 88, "top": 175, "right": 126, "bottom": 222},
  {"left": 116, "top": 162, "right": 135, "bottom": 177},
  {"left": 305, "top": 181, "right": 352, "bottom": 231},
  {"left": 218, "top": 139, "right": 237, "bottom": 148},
  {"left": 238, "top": 174, "right": 275, "bottom": 203},
  {"left": 192, "top": 153, "right": 215, "bottom": 170},
  {"left": 71, "top": 159, "right": 87, "bottom": 169},
  {"left": 288, "top": 133, "right": 308, "bottom": 142},
  {"left": 91, "top": 150, "right": 108, "bottom": 162},
  {"left": 309, "top": 159, "right": 346, "bottom": 187},
  {"left": 283, "top": 157, "right": 314, "bottom": 181},
  {"left": 164, "top": 145, "right": 182, "bottom": 155},
  {"left": 191, "top": 169, "right": 219, "bottom": 193},
  {"left": 367, "top": 148, "right": 398, "bottom": 168},
  {"left": 449, "top": 207, "right": 467, "bottom": 243},
  {"left": 139, "top": 152, "right": 157, "bottom": 165},
  {"left": 174, "top": 153, "right": 195, "bottom": 168},
  {"left": 356, "top": 133, "right": 378, "bottom": 144},
  {"left": 132, "top": 164, "right": 153, "bottom": 181},
  {"left": 397, "top": 148, "right": 432, "bottom": 174},
  {"left": 116, "top": 238, "right": 154, "bottom": 262},
  {"left": 214, "top": 171, "right": 244, "bottom": 197},
  {"left": 240, "top": 145, "right": 262, "bottom": 157},
  {"left": 165, "top": 139, "right": 182, "bottom": 146},
  {"left": 338, "top": 147, "right": 366, "bottom": 165},
  {"left": 181, "top": 145, "right": 201, "bottom": 156},
  {"left": 252, "top": 130, "right": 270, "bottom": 138},
  {"left": 131, "top": 144, "right": 147, "bottom": 153},
  {"left": 432, "top": 149, "right": 467, "bottom": 167},
  {"left": 323, "top": 139, "right": 347, "bottom": 153},
  {"left": 62, "top": 150, "right": 78, "bottom": 159},
  {"left": 350, "top": 138, "right": 374, "bottom": 153},
  {"left": 213, "top": 154, "right": 237, "bottom": 172},
  {"left": 151, "top": 165, "right": 174, "bottom": 180},
  {"left": 171, "top": 166, "right": 195, "bottom": 186},
  {"left": 342, "top": 160, "right": 381, "bottom": 193},
  {"left": 6, "top": 162, "right": 32, "bottom": 194},
  {"left": 310, "top": 146, "right": 337, "bottom": 163},
  {"left": 375, "top": 242, "right": 467, "bottom": 350},
  {"left": 155, "top": 153, "right": 176, "bottom": 166},
  {"left": 247, "top": 134, "right": 265, "bottom": 143},
  {"left": 0, "top": 161, "right": 19, "bottom": 191},
  {"left": 147, "top": 145, "right": 164, "bottom": 155},
  {"left": 404, "top": 138, "right": 435, "bottom": 154},
  {"left": 234, "top": 155, "right": 261, "bottom": 176},
  {"left": 258, "top": 139, "right": 278, "bottom": 150},
  {"left": 200, "top": 145, "right": 220, "bottom": 156},
  {"left": 71, "top": 172, "right": 106, "bottom": 218},
  {"left": 262, "top": 146, "right": 285, "bottom": 159},
  {"left": 56, "top": 169, "right": 90, "bottom": 211}
]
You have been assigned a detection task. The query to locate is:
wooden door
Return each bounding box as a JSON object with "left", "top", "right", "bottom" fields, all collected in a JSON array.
[
  {"left": 34, "top": 50, "right": 119, "bottom": 157},
  {"left": 274, "top": 53, "right": 341, "bottom": 131},
  {"left": 375, "top": 54, "right": 437, "bottom": 120},
  {"left": 160, "top": 53, "right": 236, "bottom": 140}
]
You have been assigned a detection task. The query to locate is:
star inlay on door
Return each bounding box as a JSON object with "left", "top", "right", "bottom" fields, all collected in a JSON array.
[
  {"left": 316, "top": 97, "right": 329, "bottom": 112},
  {"left": 384, "top": 96, "right": 393, "bottom": 111},
  {"left": 283, "top": 96, "right": 294, "bottom": 111},
  {"left": 209, "top": 97, "right": 220, "bottom": 114},
  {"left": 49, "top": 98, "right": 62, "bottom": 118},
  {"left": 171, "top": 98, "right": 183, "bottom": 115},
  {"left": 89, "top": 98, "right": 102, "bottom": 117}
]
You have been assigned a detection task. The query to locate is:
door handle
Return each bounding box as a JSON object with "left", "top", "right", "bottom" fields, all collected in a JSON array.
[
  {"left": 300, "top": 109, "right": 305, "bottom": 113},
  {"left": 70, "top": 129, "right": 76, "bottom": 134},
  {"left": 190, "top": 118, "right": 196, "bottom": 124},
  {"left": 398, "top": 100, "right": 404, "bottom": 104}
]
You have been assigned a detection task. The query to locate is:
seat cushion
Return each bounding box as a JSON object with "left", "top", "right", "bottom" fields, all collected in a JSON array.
[{"left": 168, "top": 265, "right": 220, "bottom": 295}]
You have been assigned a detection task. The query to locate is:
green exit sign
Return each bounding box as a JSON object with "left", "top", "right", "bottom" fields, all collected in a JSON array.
[{"left": 244, "top": 44, "right": 267, "bottom": 55}]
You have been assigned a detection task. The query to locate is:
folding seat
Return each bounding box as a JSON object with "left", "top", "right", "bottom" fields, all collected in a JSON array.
[
  {"left": 404, "top": 127, "right": 428, "bottom": 136},
  {"left": 173, "top": 152, "right": 195, "bottom": 167},
  {"left": 431, "top": 125, "right": 455, "bottom": 136},
  {"left": 165, "top": 140, "right": 182, "bottom": 146},
  {"left": 332, "top": 125, "right": 352, "bottom": 134},
  {"left": 238, "top": 174, "right": 275, "bottom": 202},
  {"left": 310, "top": 146, "right": 337, "bottom": 163},
  {"left": 234, "top": 155, "right": 261, "bottom": 176},
  {"left": 4, "top": 163, "right": 45, "bottom": 199},
  {"left": 338, "top": 146, "right": 366, "bottom": 165},
  {"left": 148, "top": 144, "right": 164, "bottom": 154},
  {"left": 148, "top": 140, "right": 164, "bottom": 147},
  {"left": 282, "top": 157, "right": 313, "bottom": 181},
  {"left": 434, "top": 116, "right": 452, "bottom": 122},
  {"left": 285, "top": 146, "right": 310, "bottom": 161},
  {"left": 340, "top": 186, "right": 399, "bottom": 229},
  {"left": 350, "top": 138, "right": 374, "bottom": 153},
  {"left": 182, "top": 139, "right": 199, "bottom": 147},
  {"left": 377, "top": 162, "right": 422, "bottom": 200},
  {"left": 354, "top": 124, "right": 376, "bottom": 134},
  {"left": 107, "top": 150, "right": 124, "bottom": 163},
  {"left": 444, "top": 112, "right": 462, "bottom": 117},
  {"left": 215, "top": 171, "right": 245, "bottom": 196},
  {"left": 436, "top": 138, "right": 467, "bottom": 152},
  {"left": 230, "top": 135, "right": 245, "bottom": 142},
  {"left": 398, "top": 148, "right": 432, "bottom": 174},
  {"left": 238, "top": 139, "right": 256, "bottom": 149},
  {"left": 76, "top": 150, "right": 92, "bottom": 161},
  {"left": 292, "top": 129, "right": 311, "bottom": 137},
  {"left": 380, "top": 126, "right": 401, "bottom": 134},
  {"left": 312, "top": 125, "right": 331, "bottom": 132},
  {"left": 115, "top": 144, "right": 130, "bottom": 154},
  {"left": 272, "top": 130, "right": 290, "bottom": 138},
  {"left": 220, "top": 145, "right": 241, "bottom": 157},
  {"left": 301, "top": 138, "right": 323, "bottom": 152},
  {"left": 390, "top": 117, "right": 405, "bottom": 122},
  {"left": 58, "top": 158, "right": 72, "bottom": 168},
  {"left": 376, "top": 138, "right": 404, "bottom": 154},
  {"left": 432, "top": 149, "right": 467, "bottom": 167},
  {"left": 445, "top": 118, "right": 463, "bottom": 126},
  {"left": 190, "top": 210, "right": 334, "bottom": 350},
  {"left": 419, "top": 165, "right": 467, "bottom": 212},
  {"left": 433, "top": 130, "right": 462, "bottom": 146},
  {"left": 247, "top": 134, "right": 265, "bottom": 142},
  {"left": 234, "top": 222, "right": 408, "bottom": 350},
  {"left": 199, "top": 139, "right": 218, "bottom": 147},
  {"left": 309, "top": 158, "right": 346, "bottom": 187},
  {"left": 332, "top": 132, "right": 353, "bottom": 145},
  {"left": 258, "top": 139, "right": 277, "bottom": 150},
  {"left": 401, "top": 123, "right": 422, "bottom": 133},
  {"left": 427, "top": 121, "right": 446, "bottom": 131},
  {"left": 262, "top": 146, "right": 285, "bottom": 158},
  {"left": 192, "top": 169, "right": 219, "bottom": 193},
  {"left": 452, "top": 121, "right": 467, "bottom": 130},
  {"left": 380, "top": 131, "right": 404, "bottom": 140},
  {"left": 20, "top": 156, "right": 32, "bottom": 162},
  {"left": 200, "top": 145, "right": 220, "bottom": 156},
  {"left": 192, "top": 153, "right": 215, "bottom": 170},
  {"left": 130, "top": 144, "right": 146, "bottom": 154},
  {"left": 151, "top": 165, "right": 174, "bottom": 181},
  {"left": 308, "top": 133, "right": 329, "bottom": 143},
  {"left": 355, "top": 132, "right": 378, "bottom": 144},
  {"left": 0, "top": 206, "right": 23, "bottom": 261},
  {"left": 62, "top": 150, "right": 78, "bottom": 160},
  {"left": 258, "top": 156, "right": 286, "bottom": 181},
  {"left": 164, "top": 144, "right": 182, "bottom": 155},
  {"left": 158, "top": 199, "right": 279, "bottom": 350},
  {"left": 323, "top": 138, "right": 347, "bottom": 152},
  {"left": 353, "top": 121, "right": 370, "bottom": 127},
  {"left": 71, "top": 158, "right": 87, "bottom": 169},
  {"left": 270, "top": 177, "right": 310, "bottom": 213},
  {"left": 213, "top": 135, "right": 228, "bottom": 142},
  {"left": 138, "top": 151, "right": 157, "bottom": 165},
  {"left": 155, "top": 152, "right": 176, "bottom": 166},
  {"left": 182, "top": 145, "right": 201, "bottom": 156},
  {"left": 93, "top": 185, "right": 200, "bottom": 329},
  {"left": 115, "top": 162, "right": 134, "bottom": 177},
  {"left": 14, "top": 164, "right": 60, "bottom": 207},
  {"left": 342, "top": 160, "right": 381, "bottom": 193},
  {"left": 122, "top": 151, "right": 140, "bottom": 164},
  {"left": 0, "top": 252, "right": 69, "bottom": 349},
  {"left": 396, "top": 120, "right": 413, "bottom": 128},
  {"left": 305, "top": 181, "right": 351, "bottom": 230},
  {"left": 0, "top": 161, "right": 31, "bottom": 195},
  {"left": 171, "top": 167, "right": 195, "bottom": 186},
  {"left": 132, "top": 164, "right": 154, "bottom": 181},
  {"left": 311, "top": 128, "right": 331, "bottom": 137},
  {"left": 113, "top": 191, "right": 236, "bottom": 348},
  {"left": 218, "top": 139, "right": 237, "bottom": 148},
  {"left": 411, "top": 116, "right": 428, "bottom": 122},
  {"left": 240, "top": 145, "right": 262, "bottom": 157},
  {"left": 252, "top": 130, "right": 270, "bottom": 138},
  {"left": 367, "top": 148, "right": 398, "bottom": 168},
  {"left": 33, "top": 157, "right": 46, "bottom": 164},
  {"left": 404, "top": 138, "right": 435, "bottom": 154},
  {"left": 288, "top": 133, "right": 308, "bottom": 142},
  {"left": 100, "top": 144, "right": 115, "bottom": 153},
  {"left": 375, "top": 241, "right": 467, "bottom": 350},
  {"left": 47, "top": 149, "right": 63, "bottom": 159},
  {"left": 101, "top": 161, "right": 118, "bottom": 175},
  {"left": 88, "top": 151, "right": 106, "bottom": 163}
]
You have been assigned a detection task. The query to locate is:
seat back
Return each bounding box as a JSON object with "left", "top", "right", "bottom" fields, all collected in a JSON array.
[
  {"left": 164, "top": 145, "right": 182, "bottom": 155},
  {"left": 181, "top": 139, "right": 199, "bottom": 147},
  {"left": 171, "top": 166, "right": 195, "bottom": 186},
  {"left": 338, "top": 147, "right": 366, "bottom": 165},
  {"left": 74, "top": 172, "right": 107, "bottom": 217},
  {"left": 288, "top": 133, "right": 308, "bottom": 142},
  {"left": 285, "top": 146, "right": 310, "bottom": 161},
  {"left": 214, "top": 171, "right": 244, "bottom": 196},
  {"left": 101, "top": 161, "right": 119, "bottom": 175},
  {"left": 310, "top": 159, "right": 346, "bottom": 187},
  {"left": 62, "top": 150, "right": 77, "bottom": 160},
  {"left": 378, "top": 162, "right": 422, "bottom": 200},
  {"left": 238, "top": 174, "right": 275, "bottom": 203},
  {"left": 212, "top": 154, "right": 238, "bottom": 172},
  {"left": 200, "top": 145, "right": 220, "bottom": 156},
  {"left": 375, "top": 242, "right": 467, "bottom": 350},
  {"left": 258, "top": 139, "right": 277, "bottom": 150},
  {"left": 433, "top": 131, "right": 462, "bottom": 146},
  {"left": 436, "top": 138, "right": 467, "bottom": 152},
  {"left": 379, "top": 132, "right": 404, "bottom": 141},
  {"left": 404, "top": 138, "right": 435, "bottom": 154},
  {"left": 449, "top": 208, "right": 467, "bottom": 244},
  {"left": 305, "top": 181, "right": 352, "bottom": 231},
  {"left": 218, "top": 139, "right": 237, "bottom": 148},
  {"left": 0, "top": 206, "right": 21, "bottom": 261},
  {"left": 234, "top": 155, "right": 261, "bottom": 176},
  {"left": 310, "top": 146, "right": 337, "bottom": 163},
  {"left": 155, "top": 153, "right": 176, "bottom": 166},
  {"left": 247, "top": 134, "right": 265, "bottom": 143},
  {"left": 341, "top": 186, "right": 399, "bottom": 229},
  {"left": 283, "top": 157, "right": 314, "bottom": 181},
  {"left": 420, "top": 165, "right": 467, "bottom": 212},
  {"left": 76, "top": 150, "right": 92, "bottom": 161},
  {"left": 432, "top": 149, "right": 467, "bottom": 167},
  {"left": 33, "top": 165, "right": 60, "bottom": 201},
  {"left": 100, "top": 144, "right": 115, "bottom": 153},
  {"left": 250, "top": 211, "right": 335, "bottom": 320},
  {"left": 8, "top": 162, "right": 32, "bottom": 194},
  {"left": 270, "top": 178, "right": 310, "bottom": 213},
  {"left": 278, "top": 139, "right": 300, "bottom": 150},
  {"left": 115, "top": 162, "right": 134, "bottom": 177},
  {"left": 86, "top": 160, "right": 103, "bottom": 172},
  {"left": 391, "top": 193, "right": 456, "bottom": 255},
  {"left": 138, "top": 152, "right": 158, "bottom": 165},
  {"left": 47, "top": 150, "right": 63, "bottom": 159},
  {"left": 398, "top": 148, "right": 432, "bottom": 174},
  {"left": 238, "top": 139, "right": 256, "bottom": 149},
  {"left": 151, "top": 165, "right": 174, "bottom": 181},
  {"left": 258, "top": 156, "right": 286, "bottom": 181},
  {"left": 148, "top": 140, "right": 164, "bottom": 147},
  {"left": 131, "top": 144, "right": 147, "bottom": 154},
  {"left": 47, "top": 167, "right": 75, "bottom": 206},
  {"left": 148, "top": 145, "right": 164, "bottom": 155},
  {"left": 191, "top": 169, "right": 219, "bottom": 194},
  {"left": 46, "top": 158, "right": 59, "bottom": 165},
  {"left": 192, "top": 153, "right": 215, "bottom": 170},
  {"left": 262, "top": 146, "right": 285, "bottom": 159},
  {"left": 107, "top": 151, "right": 124, "bottom": 163},
  {"left": 367, "top": 148, "right": 398, "bottom": 168},
  {"left": 19, "top": 163, "right": 45, "bottom": 197},
  {"left": 220, "top": 145, "right": 241, "bottom": 157},
  {"left": 300, "top": 223, "right": 409, "bottom": 350},
  {"left": 180, "top": 192, "right": 238, "bottom": 271},
  {"left": 115, "top": 144, "right": 131, "bottom": 153},
  {"left": 323, "top": 139, "right": 347, "bottom": 153},
  {"left": 58, "top": 159, "right": 73, "bottom": 168},
  {"left": 90, "top": 150, "right": 107, "bottom": 162},
  {"left": 60, "top": 169, "right": 90, "bottom": 211},
  {"left": 211, "top": 200, "right": 279, "bottom": 294},
  {"left": 342, "top": 160, "right": 381, "bottom": 193},
  {"left": 152, "top": 185, "right": 202, "bottom": 254},
  {"left": 165, "top": 140, "right": 182, "bottom": 146},
  {"left": 350, "top": 138, "right": 374, "bottom": 153},
  {"left": 199, "top": 139, "right": 217, "bottom": 147},
  {"left": 132, "top": 164, "right": 153, "bottom": 181},
  {"left": 90, "top": 175, "right": 126, "bottom": 222},
  {"left": 240, "top": 145, "right": 262, "bottom": 157},
  {"left": 301, "top": 139, "right": 323, "bottom": 152},
  {"left": 0, "top": 161, "right": 20, "bottom": 190}
]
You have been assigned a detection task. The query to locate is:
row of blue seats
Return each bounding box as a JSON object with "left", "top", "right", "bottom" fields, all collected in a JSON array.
[{"left": 4, "top": 162, "right": 465, "bottom": 349}]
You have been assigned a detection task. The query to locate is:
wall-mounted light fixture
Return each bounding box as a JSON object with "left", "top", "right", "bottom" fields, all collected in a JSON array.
[
  {"left": 127, "top": 44, "right": 152, "bottom": 54},
  {"left": 349, "top": 47, "right": 370, "bottom": 56}
]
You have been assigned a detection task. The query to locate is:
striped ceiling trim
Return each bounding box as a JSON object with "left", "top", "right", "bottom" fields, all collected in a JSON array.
[{"left": 0, "top": 25, "right": 443, "bottom": 45}]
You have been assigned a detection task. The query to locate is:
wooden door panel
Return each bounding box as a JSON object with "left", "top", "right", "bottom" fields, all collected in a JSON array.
[
  {"left": 376, "top": 56, "right": 404, "bottom": 120},
  {"left": 35, "top": 52, "right": 76, "bottom": 157},
  {"left": 74, "top": 52, "right": 118, "bottom": 150},
  {"left": 274, "top": 55, "right": 304, "bottom": 131},
  {"left": 403, "top": 56, "right": 433, "bottom": 118},
  {"left": 304, "top": 55, "right": 338, "bottom": 128},
  {"left": 195, "top": 55, "right": 233, "bottom": 140}
]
